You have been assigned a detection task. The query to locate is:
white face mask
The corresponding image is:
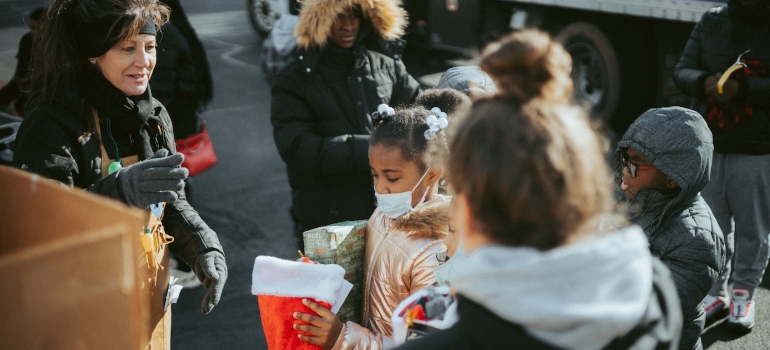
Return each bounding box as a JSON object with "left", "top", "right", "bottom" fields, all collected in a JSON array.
[{"left": 374, "top": 167, "right": 432, "bottom": 219}]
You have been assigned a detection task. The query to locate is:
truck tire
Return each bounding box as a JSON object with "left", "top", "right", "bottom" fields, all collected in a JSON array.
[
  {"left": 555, "top": 22, "right": 620, "bottom": 123},
  {"left": 248, "top": 0, "right": 280, "bottom": 37}
]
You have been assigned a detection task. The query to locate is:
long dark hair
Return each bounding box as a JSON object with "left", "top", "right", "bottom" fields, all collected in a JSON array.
[{"left": 28, "top": 0, "right": 169, "bottom": 104}]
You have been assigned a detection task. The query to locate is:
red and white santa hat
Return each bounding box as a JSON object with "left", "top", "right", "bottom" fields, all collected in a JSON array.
[{"left": 251, "top": 256, "right": 347, "bottom": 350}]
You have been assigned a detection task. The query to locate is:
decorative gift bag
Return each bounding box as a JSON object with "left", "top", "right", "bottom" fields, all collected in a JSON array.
[
  {"left": 252, "top": 256, "right": 352, "bottom": 350},
  {"left": 392, "top": 285, "right": 458, "bottom": 346},
  {"left": 174, "top": 119, "right": 217, "bottom": 176}
]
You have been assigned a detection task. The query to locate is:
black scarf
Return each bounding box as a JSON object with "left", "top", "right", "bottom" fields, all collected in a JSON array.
[{"left": 77, "top": 66, "right": 159, "bottom": 160}]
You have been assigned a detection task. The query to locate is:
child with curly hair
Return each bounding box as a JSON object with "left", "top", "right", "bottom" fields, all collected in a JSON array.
[{"left": 290, "top": 104, "right": 455, "bottom": 349}]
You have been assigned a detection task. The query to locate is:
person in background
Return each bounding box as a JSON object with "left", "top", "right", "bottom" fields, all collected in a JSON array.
[
  {"left": 673, "top": 0, "right": 770, "bottom": 332},
  {"left": 436, "top": 65, "right": 497, "bottom": 97},
  {"left": 395, "top": 97, "right": 682, "bottom": 350},
  {"left": 0, "top": 7, "right": 45, "bottom": 117},
  {"left": 270, "top": 0, "right": 421, "bottom": 252},
  {"left": 415, "top": 87, "right": 472, "bottom": 117},
  {"left": 151, "top": 0, "right": 213, "bottom": 140},
  {"left": 12, "top": 1, "right": 227, "bottom": 347},
  {"left": 290, "top": 105, "right": 451, "bottom": 349},
  {"left": 150, "top": 0, "right": 215, "bottom": 289},
  {"left": 616, "top": 107, "right": 725, "bottom": 350}
]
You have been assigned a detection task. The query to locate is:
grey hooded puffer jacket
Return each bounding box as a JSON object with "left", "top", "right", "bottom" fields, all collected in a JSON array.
[{"left": 616, "top": 107, "right": 725, "bottom": 350}]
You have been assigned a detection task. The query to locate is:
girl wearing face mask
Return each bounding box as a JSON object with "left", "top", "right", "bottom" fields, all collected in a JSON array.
[{"left": 291, "top": 105, "right": 451, "bottom": 349}]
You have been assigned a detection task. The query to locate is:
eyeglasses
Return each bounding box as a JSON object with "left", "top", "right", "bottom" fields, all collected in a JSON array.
[{"left": 621, "top": 153, "right": 655, "bottom": 178}]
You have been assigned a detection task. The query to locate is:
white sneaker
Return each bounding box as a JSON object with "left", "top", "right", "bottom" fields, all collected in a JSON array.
[
  {"left": 702, "top": 294, "right": 728, "bottom": 320},
  {"left": 728, "top": 288, "right": 755, "bottom": 333},
  {"left": 170, "top": 267, "right": 203, "bottom": 289}
]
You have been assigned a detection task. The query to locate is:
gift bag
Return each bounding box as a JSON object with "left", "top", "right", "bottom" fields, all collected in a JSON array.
[
  {"left": 174, "top": 120, "right": 217, "bottom": 176},
  {"left": 251, "top": 256, "right": 351, "bottom": 350},
  {"left": 303, "top": 220, "right": 367, "bottom": 324},
  {"left": 392, "top": 285, "right": 458, "bottom": 346}
]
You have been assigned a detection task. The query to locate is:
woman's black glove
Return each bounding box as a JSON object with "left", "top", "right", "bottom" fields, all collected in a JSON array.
[
  {"left": 193, "top": 250, "right": 228, "bottom": 314},
  {"left": 115, "top": 149, "right": 188, "bottom": 207}
]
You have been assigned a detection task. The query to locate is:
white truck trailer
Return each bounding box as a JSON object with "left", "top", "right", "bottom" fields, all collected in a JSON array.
[{"left": 408, "top": 0, "right": 726, "bottom": 132}]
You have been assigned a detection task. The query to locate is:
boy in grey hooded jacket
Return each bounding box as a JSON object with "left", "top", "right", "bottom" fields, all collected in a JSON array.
[{"left": 616, "top": 107, "right": 725, "bottom": 350}]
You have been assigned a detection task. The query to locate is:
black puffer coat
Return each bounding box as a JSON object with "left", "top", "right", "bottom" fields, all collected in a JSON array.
[
  {"left": 13, "top": 84, "right": 223, "bottom": 267},
  {"left": 673, "top": 4, "right": 770, "bottom": 154},
  {"left": 270, "top": 22, "right": 421, "bottom": 229},
  {"left": 151, "top": 0, "right": 213, "bottom": 139}
]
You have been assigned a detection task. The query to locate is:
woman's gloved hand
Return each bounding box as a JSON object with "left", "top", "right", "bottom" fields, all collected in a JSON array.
[
  {"left": 193, "top": 250, "right": 228, "bottom": 314},
  {"left": 116, "top": 149, "right": 188, "bottom": 207}
]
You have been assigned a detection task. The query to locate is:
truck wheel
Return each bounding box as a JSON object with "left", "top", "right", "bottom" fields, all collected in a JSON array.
[
  {"left": 555, "top": 22, "right": 620, "bottom": 123},
  {"left": 248, "top": 0, "right": 280, "bottom": 37}
]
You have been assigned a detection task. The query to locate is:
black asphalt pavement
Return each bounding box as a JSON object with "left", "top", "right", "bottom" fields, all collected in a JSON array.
[{"left": 0, "top": 0, "right": 767, "bottom": 349}]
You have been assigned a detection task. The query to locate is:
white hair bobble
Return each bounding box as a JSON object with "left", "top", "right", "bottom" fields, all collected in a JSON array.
[
  {"left": 372, "top": 103, "right": 396, "bottom": 126},
  {"left": 424, "top": 107, "right": 449, "bottom": 140},
  {"left": 378, "top": 103, "right": 396, "bottom": 116}
]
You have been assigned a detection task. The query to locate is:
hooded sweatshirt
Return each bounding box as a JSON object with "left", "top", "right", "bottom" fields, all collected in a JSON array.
[
  {"left": 395, "top": 227, "right": 683, "bottom": 350},
  {"left": 616, "top": 107, "right": 725, "bottom": 350}
]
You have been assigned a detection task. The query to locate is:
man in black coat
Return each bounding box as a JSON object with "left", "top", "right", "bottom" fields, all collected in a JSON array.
[
  {"left": 674, "top": 0, "right": 770, "bottom": 333},
  {"left": 270, "top": 0, "right": 421, "bottom": 251}
]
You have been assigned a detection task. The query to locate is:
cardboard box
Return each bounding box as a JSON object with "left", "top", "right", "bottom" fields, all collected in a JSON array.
[
  {"left": 0, "top": 165, "right": 148, "bottom": 349},
  {"left": 303, "top": 220, "right": 367, "bottom": 324}
]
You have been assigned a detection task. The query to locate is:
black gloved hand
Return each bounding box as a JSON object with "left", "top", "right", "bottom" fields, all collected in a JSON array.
[
  {"left": 115, "top": 149, "right": 188, "bottom": 208},
  {"left": 193, "top": 250, "right": 228, "bottom": 314}
]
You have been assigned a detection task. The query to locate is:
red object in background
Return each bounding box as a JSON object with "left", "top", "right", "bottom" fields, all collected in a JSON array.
[{"left": 175, "top": 124, "right": 217, "bottom": 176}]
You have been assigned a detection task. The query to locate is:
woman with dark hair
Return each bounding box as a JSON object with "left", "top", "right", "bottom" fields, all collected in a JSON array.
[{"left": 12, "top": 1, "right": 227, "bottom": 347}]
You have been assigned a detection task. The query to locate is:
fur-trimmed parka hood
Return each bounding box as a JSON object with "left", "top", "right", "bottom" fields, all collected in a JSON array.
[{"left": 294, "top": 0, "right": 408, "bottom": 49}]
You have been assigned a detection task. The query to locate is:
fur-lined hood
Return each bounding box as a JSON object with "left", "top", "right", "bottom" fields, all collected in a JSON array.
[
  {"left": 294, "top": 0, "right": 408, "bottom": 49},
  {"left": 391, "top": 194, "right": 450, "bottom": 240}
]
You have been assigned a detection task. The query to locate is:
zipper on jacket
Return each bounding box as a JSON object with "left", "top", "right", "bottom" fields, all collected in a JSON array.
[{"left": 361, "top": 218, "right": 394, "bottom": 327}]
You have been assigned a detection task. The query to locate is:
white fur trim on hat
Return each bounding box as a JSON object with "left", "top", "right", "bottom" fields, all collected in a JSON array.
[{"left": 251, "top": 256, "right": 346, "bottom": 304}]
